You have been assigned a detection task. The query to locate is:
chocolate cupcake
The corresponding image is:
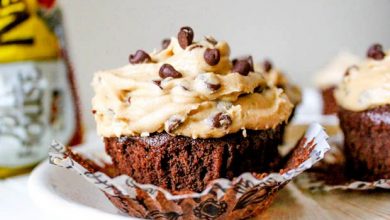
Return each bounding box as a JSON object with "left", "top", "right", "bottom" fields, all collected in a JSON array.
[
  {"left": 335, "top": 44, "right": 390, "bottom": 180},
  {"left": 314, "top": 52, "right": 359, "bottom": 114},
  {"left": 254, "top": 59, "right": 302, "bottom": 120},
  {"left": 92, "top": 27, "right": 293, "bottom": 192}
]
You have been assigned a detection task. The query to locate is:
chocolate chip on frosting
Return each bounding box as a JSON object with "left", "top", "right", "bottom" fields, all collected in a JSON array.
[
  {"left": 367, "top": 43, "right": 385, "bottom": 60},
  {"left": 254, "top": 85, "right": 265, "bottom": 93},
  {"left": 152, "top": 80, "right": 163, "bottom": 89},
  {"left": 162, "top": 38, "right": 171, "bottom": 49},
  {"left": 344, "top": 65, "right": 358, "bottom": 77},
  {"left": 159, "top": 64, "right": 183, "bottom": 79},
  {"left": 246, "top": 56, "right": 254, "bottom": 71},
  {"left": 207, "top": 82, "right": 221, "bottom": 91},
  {"left": 232, "top": 59, "right": 251, "bottom": 76},
  {"left": 194, "top": 73, "right": 221, "bottom": 94},
  {"left": 217, "top": 101, "right": 233, "bottom": 111},
  {"left": 233, "top": 56, "right": 254, "bottom": 71},
  {"left": 212, "top": 112, "right": 232, "bottom": 129},
  {"left": 263, "top": 59, "right": 273, "bottom": 72},
  {"left": 129, "top": 50, "right": 151, "bottom": 64},
  {"left": 204, "top": 48, "right": 221, "bottom": 66},
  {"left": 178, "top": 26, "right": 194, "bottom": 49},
  {"left": 165, "top": 115, "right": 185, "bottom": 133},
  {"left": 205, "top": 36, "right": 218, "bottom": 45},
  {"left": 188, "top": 44, "right": 203, "bottom": 51}
]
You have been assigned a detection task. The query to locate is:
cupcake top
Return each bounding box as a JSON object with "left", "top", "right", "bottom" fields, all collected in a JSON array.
[
  {"left": 314, "top": 52, "right": 360, "bottom": 89},
  {"left": 334, "top": 44, "right": 390, "bottom": 111},
  {"left": 254, "top": 60, "right": 302, "bottom": 106},
  {"left": 92, "top": 27, "right": 293, "bottom": 138}
]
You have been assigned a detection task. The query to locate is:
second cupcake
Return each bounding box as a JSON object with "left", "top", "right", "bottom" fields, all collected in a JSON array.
[{"left": 335, "top": 44, "right": 390, "bottom": 180}]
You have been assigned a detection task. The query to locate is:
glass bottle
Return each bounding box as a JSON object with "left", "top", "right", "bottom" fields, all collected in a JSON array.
[{"left": 0, "top": 0, "right": 83, "bottom": 178}]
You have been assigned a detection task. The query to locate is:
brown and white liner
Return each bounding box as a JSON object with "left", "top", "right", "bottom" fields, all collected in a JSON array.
[{"left": 49, "top": 123, "right": 330, "bottom": 219}]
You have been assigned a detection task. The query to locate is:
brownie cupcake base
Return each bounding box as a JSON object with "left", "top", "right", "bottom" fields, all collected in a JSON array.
[
  {"left": 105, "top": 124, "right": 284, "bottom": 193},
  {"left": 321, "top": 86, "right": 338, "bottom": 115},
  {"left": 338, "top": 104, "right": 390, "bottom": 181}
]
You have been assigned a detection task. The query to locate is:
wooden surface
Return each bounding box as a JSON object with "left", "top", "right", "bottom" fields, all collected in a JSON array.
[
  {"left": 257, "top": 183, "right": 390, "bottom": 219},
  {"left": 255, "top": 124, "right": 390, "bottom": 220}
]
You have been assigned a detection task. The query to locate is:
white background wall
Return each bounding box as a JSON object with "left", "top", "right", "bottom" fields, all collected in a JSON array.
[{"left": 57, "top": 0, "right": 390, "bottom": 129}]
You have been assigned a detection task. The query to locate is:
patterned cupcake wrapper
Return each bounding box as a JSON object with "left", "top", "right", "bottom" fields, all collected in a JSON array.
[{"left": 49, "top": 123, "right": 330, "bottom": 219}]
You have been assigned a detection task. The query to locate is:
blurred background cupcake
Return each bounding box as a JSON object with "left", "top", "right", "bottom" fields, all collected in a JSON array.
[{"left": 335, "top": 44, "right": 390, "bottom": 180}]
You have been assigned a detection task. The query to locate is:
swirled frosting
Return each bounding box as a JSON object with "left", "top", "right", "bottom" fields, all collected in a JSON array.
[
  {"left": 92, "top": 37, "right": 293, "bottom": 138},
  {"left": 314, "top": 52, "right": 360, "bottom": 89},
  {"left": 254, "top": 62, "right": 302, "bottom": 106},
  {"left": 334, "top": 50, "right": 390, "bottom": 111}
]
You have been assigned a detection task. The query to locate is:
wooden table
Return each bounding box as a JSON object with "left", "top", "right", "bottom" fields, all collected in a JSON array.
[{"left": 259, "top": 183, "right": 390, "bottom": 219}]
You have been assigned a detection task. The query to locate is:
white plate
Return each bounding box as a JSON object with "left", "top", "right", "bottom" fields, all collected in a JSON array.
[{"left": 28, "top": 133, "right": 139, "bottom": 220}]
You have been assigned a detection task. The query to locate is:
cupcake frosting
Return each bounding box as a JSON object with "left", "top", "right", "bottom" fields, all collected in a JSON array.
[
  {"left": 334, "top": 50, "right": 390, "bottom": 111},
  {"left": 92, "top": 34, "right": 293, "bottom": 138},
  {"left": 254, "top": 62, "right": 285, "bottom": 87},
  {"left": 254, "top": 61, "right": 302, "bottom": 106},
  {"left": 314, "top": 52, "right": 360, "bottom": 89}
]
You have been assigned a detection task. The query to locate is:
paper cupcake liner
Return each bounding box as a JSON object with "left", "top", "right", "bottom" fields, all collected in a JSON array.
[
  {"left": 295, "top": 133, "right": 390, "bottom": 191},
  {"left": 49, "top": 123, "right": 330, "bottom": 219}
]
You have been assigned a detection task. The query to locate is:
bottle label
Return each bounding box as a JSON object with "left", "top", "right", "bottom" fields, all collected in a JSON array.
[{"left": 0, "top": 60, "right": 76, "bottom": 167}]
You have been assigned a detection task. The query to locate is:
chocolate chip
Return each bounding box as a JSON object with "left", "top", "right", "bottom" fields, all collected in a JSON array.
[
  {"left": 263, "top": 59, "right": 273, "bottom": 72},
  {"left": 177, "top": 26, "right": 194, "bottom": 49},
  {"left": 276, "top": 84, "right": 284, "bottom": 89},
  {"left": 207, "top": 83, "right": 221, "bottom": 91},
  {"left": 181, "top": 86, "right": 190, "bottom": 91},
  {"left": 159, "top": 64, "right": 183, "bottom": 79},
  {"left": 246, "top": 56, "right": 254, "bottom": 71},
  {"left": 92, "top": 110, "right": 96, "bottom": 114},
  {"left": 165, "top": 116, "right": 184, "bottom": 133},
  {"left": 344, "top": 65, "right": 358, "bottom": 77},
  {"left": 153, "top": 80, "right": 163, "bottom": 89},
  {"left": 367, "top": 43, "right": 385, "bottom": 60},
  {"left": 232, "top": 60, "right": 251, "bottom": 76},
  {"left": 188, "top": 44, "right": 203, "bottom": 51},
  {"left": 233, "top": 56, "right": 254, "bottom": 71},
  {"left": 204, "top": 48, "right": 220, "bottom": 66},
  {"left": 194, "top": 73, "right": 221, "bottom": 94},
  {"left": 238, "top": 93, "right": 249, "bottom": 98},
  {"left": 216, "top": 101, "right": 233, "bottom": 111},
  {"left": 167, "top": 120, "right": 181, "bottom": 133},
  {"left": 254, "top": 85, "right": 264, "bottom": 93},
  {"left": 212, "top": 112, "right": 232, "bottom": 129},
  {"left": 162, "top": 38, "right": 171, "bottom": 49},
  {"left": 205, "top": 36, "right": 217, "bottom": 45},
  {"left": 129, "top": 50, "right": 151, "bottom": 64}
]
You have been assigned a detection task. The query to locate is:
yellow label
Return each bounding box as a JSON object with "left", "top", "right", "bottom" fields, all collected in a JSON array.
[
  {"left": 0, "top": 164, "right": 36, "bottom": 178},
  {"left": 0, "top": 0, "right": 59, "bottom": 63}
]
